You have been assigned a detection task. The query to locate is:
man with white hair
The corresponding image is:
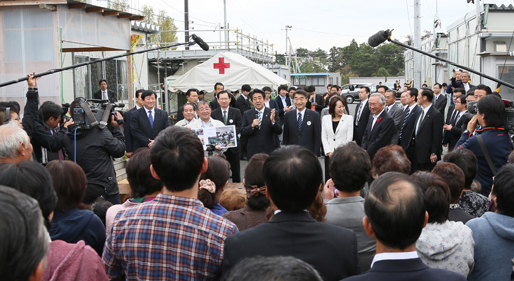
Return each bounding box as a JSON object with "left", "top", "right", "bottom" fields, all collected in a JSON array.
[
  {"left": 361, "top": 93, "right": 396, "bottom": 159},
  {"left": 0, "top": 122, "right": 33, "bottom": 164}
]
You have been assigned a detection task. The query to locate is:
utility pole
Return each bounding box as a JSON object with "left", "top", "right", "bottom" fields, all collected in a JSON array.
[
  {"left": 224, "top": 0, "right": 228, "bottom": 49},
  {"left": 413, "top": 0, "right": 422, "bottom": 88},
  {"left": 285, "top": 25, "right": 292, "bottom": 67},
  {"left": 184, "top": 0, "right": 189, "bottom": 50}
]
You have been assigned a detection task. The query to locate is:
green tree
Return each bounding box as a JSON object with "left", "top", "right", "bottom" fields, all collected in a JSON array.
[
  {"left": 155, "top": 9, "right": 178, "bottom": 45},
  {"left": 141, "top": 5, "right": 154, "bottom": 25},
  {"left": 377, "top": 67, "right": 391, "bottom": 77},
  {"left": 275, "top": 54, "right": 286, "bottom": 65},
  {"left": 109, "top": 0, "right": 129, "bottom": 12}
]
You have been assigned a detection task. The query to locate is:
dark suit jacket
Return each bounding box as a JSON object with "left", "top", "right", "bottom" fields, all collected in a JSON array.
[
  {"left": 361, "top": 111, "right": 396, "bottom": 158},
  {"left": 130, "top": 107, "right": 170, "bottom": 152},
  {"left": 211, "top": 107, "right": 242, "bottom": 153},
  {"left": 432, "top": 93, "right": 448, "bottom": 116},
  {"left": 283, "top": 109, "right": 321, "bottom": 156},
  {"left": 93, "top": 89, "right": 117, "bottom": 103},
  {"left": 210, "top": 93, "right": 236, "bottom": 110},
  {"left": 123, "top": 106, "right": 137, "bottom": 152},
  {"left": 399, "top": 105, "right": 421, "bottom": 151},
  {"left": 309, "top": 94, "right": 325, "bottom": 114},
  {"left": 236, "top": 95, "right": 252, "bottom": 116},
  {"left": 344, "top": 258, "right": 466, "bottom": 281},
  {"left": 353, "top": 99, "right": 371, "bottom": 146},
  {"left": 221, "top": 212, "right": 360, "bottom": 281},
  {"left": 412, "top": 105, "right": 444, "bottom": 164},
  {"left": 276, "top": 95, "right": 292, "bottom": 124},
  {"left": 387, "top": 103, "right": 404, "bottom": 144},
  {"left": 455, "top": 81, "right": 475, "bottom": 91},
  {"left": 267, "top": 99, "right": 280, "bottom": 113},
  {"left": 241, "top": 107, "right": 282, "bottom": 159},
  {"left": 443, "top": 108, "right": 472, "bottom": 150}
]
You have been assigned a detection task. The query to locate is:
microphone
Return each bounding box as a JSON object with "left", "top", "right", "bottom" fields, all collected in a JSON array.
[
  {"left": 191, "top": 34, "right": 210, "bottom": 51},
  {"left": 368, "top": 29, "right": 392, "bottom": 47}
]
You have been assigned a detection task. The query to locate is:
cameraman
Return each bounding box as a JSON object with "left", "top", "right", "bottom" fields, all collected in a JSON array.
[
  {"left": 455, "top": 95, "right": 512, "bottom": 197},
  {"left": 63, "top": 98, "right": 126, "bottom": 205},
  {"left": 22, "top": 73, "right": 74, "bottom": 163}
]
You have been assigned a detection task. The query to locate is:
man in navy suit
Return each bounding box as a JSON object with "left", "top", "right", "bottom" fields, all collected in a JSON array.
[
  {"left": 263, "top": 86, "right": 279, "bottom": 112},
  {"left": 221, "top": 146, "right": 360, "bottom": 281},
  {"left": 398, "top": 88, "right": 421, "bottom": 152},
  {"left": 130, "top": 90, "right": 170, "bottom": 153},
  {"left": 241, "top": 89, "right": 282, "bottom": 160},
  {"left": 432, "top": 83, "right": 447, "bottom": 117},
  {"left": 353, "top": 87, "right": 371, "bottom": 146},
  {"left": 361, "top": 93, "right": 396, "bottom": 159},
  {"left": 344, "top": 172, "right": 466, "bottom": 281},
  {"left": 124, "top": 89, "right": 145, "bottom": 158},
  {"left": 283, "top": 89, "right": 321, "bottom": 156},
  {"left": 276, "top": 84, "right": 292, "bottom": 125},
  {"left": 211, "top": 90, "right": 242, "bottom": 182}
]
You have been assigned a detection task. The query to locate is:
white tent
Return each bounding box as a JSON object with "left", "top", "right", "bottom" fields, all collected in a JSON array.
[{"left": 167, "top": 52, "right": 290, "bottom": 92}]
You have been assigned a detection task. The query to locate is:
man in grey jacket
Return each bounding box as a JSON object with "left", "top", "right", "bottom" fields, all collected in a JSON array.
[{"left": 323, "top": 142, "right": 376, "bottom": 272}]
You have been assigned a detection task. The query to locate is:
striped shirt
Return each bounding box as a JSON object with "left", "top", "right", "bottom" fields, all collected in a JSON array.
[{"left": 103, "top": 193, "right": 238, "bottom": 280}]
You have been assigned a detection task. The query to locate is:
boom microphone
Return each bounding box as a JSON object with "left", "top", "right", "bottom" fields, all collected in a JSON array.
[
  {"left": 368, "top": 29, "right": 392, "bottom": 47},
  {"left": 191, "top": 34, "right": 210, "bottom": 51}
]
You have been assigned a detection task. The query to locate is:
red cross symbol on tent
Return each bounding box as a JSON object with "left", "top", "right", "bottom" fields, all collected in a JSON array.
[{"left": 213, "top": 57, "right": 230, "bottom": 74}]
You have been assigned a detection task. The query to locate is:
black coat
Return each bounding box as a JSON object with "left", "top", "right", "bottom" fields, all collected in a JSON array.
[
  {"left": 241, "top": 107, "right": 282, "bottom": 159},
  {"left": 236, "top": 95, "right": 252, "bottom": 116},
  {"left": 123, "top": 106, "right": 137, "bottom": 153},
  {"left": 411, "top": 105, "right": 444, "bottom": 164},
  {"left": 221, "top": 212, "right": 360, "bottom": 281},
  {"left": 93, "top": 89, "right": 117, "bottom": 103},
  {"left": 443, "top": 108, "right": 472, "bottom": 151},
  {"left": 22, "top": 90, "right": 67, "bottom": 163},
  {"left": 432, "top": 93, "right": 448, "bottom": 117},
  {"left": 283, "top": 109, "right": 321, "bottom": 156},
  {"left": 276, "top": 95, "right": 292, "bottom": 124},
  {"left": 353, "top": 100, "right": 371, "bottom": 146},
  {"left": 399, "top": 105, "right": 421, "bottom": 151},
  {"left": 130, "top": 107, "right": 170, "bottom": 152},
  {"left": 344, "top": 258, "right": 466, "bottom": 281},
  {"left": 361, "top": 111, "right": 396, "bottom": 158},
  {"left": 63, "top": 126, "right": 126, "bottom": 202},
  {"left": 211, "top": 107, "right": 242, "bottom": 153}
]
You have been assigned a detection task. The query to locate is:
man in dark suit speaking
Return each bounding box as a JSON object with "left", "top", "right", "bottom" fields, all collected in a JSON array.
[
  {"left": 361, "top": 93, "right": 396, "bottom": 159},
  {"left": 221, "top": 145, "right": 360, "bottom": 281},
  {"left": 93, "top": 79, "right": 117, "bottom": 103},
  {"left": 211, "top": 90, "right": 242, "bottom": 182},
  {"left": 344, "top": 172, "right": 465, "bottom": 281},
  {"left": 130, "top": 90, "right": 170, "bottom": 152},
  {"left": 283, "top": 89, "right": 321, "bottom": 156},
  {"left": 241, "top": 89, "right": 282, "bottom": 160}
]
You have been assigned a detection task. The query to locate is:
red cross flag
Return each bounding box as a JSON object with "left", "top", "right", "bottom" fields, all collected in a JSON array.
[{"left": 213, "top": 57, "right": 230, "bottom": 74}]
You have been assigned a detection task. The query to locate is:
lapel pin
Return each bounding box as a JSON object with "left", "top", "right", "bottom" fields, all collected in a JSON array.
[
  {"left": 229, "top": 119, "right": 233, "bottom": 123},
  {"left": 307, "top": 121, "right": 312, "bottom": 126}
]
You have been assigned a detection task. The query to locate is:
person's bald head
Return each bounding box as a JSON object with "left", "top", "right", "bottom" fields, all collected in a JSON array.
[
  {"left": 364, "top": 172, "right": 427, "bottom": 250},
  {"left": 0, "top": 122, "right": 33, "bottom": 163}
]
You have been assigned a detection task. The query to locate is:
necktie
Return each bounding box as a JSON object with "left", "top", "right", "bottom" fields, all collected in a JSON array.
[
  {"left": 298, "top": 112, "right": 303, "bottom": 132},
  {"left": 356, "top": 102, "right": 364, "bottom": 125},
  {"left": 148, "top": 110, "right": 154, "bottom": 128},
  {"left": 434, "top": 95, "right": 438, "bottom": 104},
  {"left": 52, "top": 129, "right": 65, "bottom": 160},
  {"left": 416, "top": 110, "right": 425, "bottom": 136},
  {"left": 258, "top": 111, "right": 262, "bottom": 129},
  {"left": 223, "top": 110, "right": 227, "bottom": 124},
  {"left": 449, "top": 110, "right": 458, "bottom": 125},
  {"left": 399, "top": 107, "right": 411, "bottom": 140},
  {"left": 386, "top": 106, "right": 390, "bottom": 112}
]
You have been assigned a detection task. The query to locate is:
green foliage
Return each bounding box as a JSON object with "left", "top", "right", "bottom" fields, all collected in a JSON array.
[
  {"left": 109, "top": 0, "right": 129, "bottom": 12},
  {"left": 294, "top": 39, "right": 405, "bottom": 80},
  {"left": 140, "top": 5, "right": 178, "bottom": 46}
]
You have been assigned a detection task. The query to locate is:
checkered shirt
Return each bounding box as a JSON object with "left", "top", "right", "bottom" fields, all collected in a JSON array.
[{"left": 103, "top": 193, "right": 238, "bottom": 280}]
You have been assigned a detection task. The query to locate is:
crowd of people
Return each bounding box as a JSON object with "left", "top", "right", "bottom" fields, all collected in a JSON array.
[{"left": 1, "top": 70, "right": 514, "bottom": 281}]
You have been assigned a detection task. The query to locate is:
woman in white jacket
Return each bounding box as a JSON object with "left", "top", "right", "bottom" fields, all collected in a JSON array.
[{"left": 322, "top": 95, "right": 354, "bottom": 181}]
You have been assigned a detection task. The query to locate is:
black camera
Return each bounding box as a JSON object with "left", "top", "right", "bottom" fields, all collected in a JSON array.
[
  {"left": 71, "top": 98, "right": 124, "bottom": 130},
  {"left": 467, "top": 99, "right": 514, "bottom": 134}
]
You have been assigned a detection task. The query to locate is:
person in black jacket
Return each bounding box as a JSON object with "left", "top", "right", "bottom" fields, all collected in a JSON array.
[
  {"left": 22, "top": 73, "right": 74, "bottom": 164},
  {"left": 211, "top": 91, "right": 242, "bottom": 182},
  {"left": 176, "top": 88, "right": 199, "bottom": 122},
  {"left": 221, "top": 146, "right": 360, "bottom": 281},
  {"left": 123, "top": 89, "right": 145, "bottom": 158},
  {"left": 236, "top": 84, "right": 252, "bottom": 115},
  {"left": 64, "top": 98, "right": 126, "bottom": 205},
  {"left": 93, "top": 79, "right": 117, "bottom": 103}
]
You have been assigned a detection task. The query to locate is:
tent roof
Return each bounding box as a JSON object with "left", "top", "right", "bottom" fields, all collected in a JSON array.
[{"left": 167, "top": 52, "right": 290, "bottom": 92}]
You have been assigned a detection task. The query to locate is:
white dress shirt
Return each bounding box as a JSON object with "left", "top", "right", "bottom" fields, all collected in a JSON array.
[
  {"left": 370, "top": 251, "right": 419, "bottom": 268},
  {"left": 371, "top": 108, "right": 385, "bottom": 131},
  {"left": 415, "top": 104, "right": 432, "bottom": 135},
  {"left": 297, "top": 108, "right": 306, "bottom": 122},
  {"left": 146, "top": 107, "right": 155, "bottom": 120}
]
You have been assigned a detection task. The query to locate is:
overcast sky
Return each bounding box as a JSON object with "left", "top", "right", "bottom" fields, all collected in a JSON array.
[{"left": 121, "top": 0, "right": 510, "bottom": 53}]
